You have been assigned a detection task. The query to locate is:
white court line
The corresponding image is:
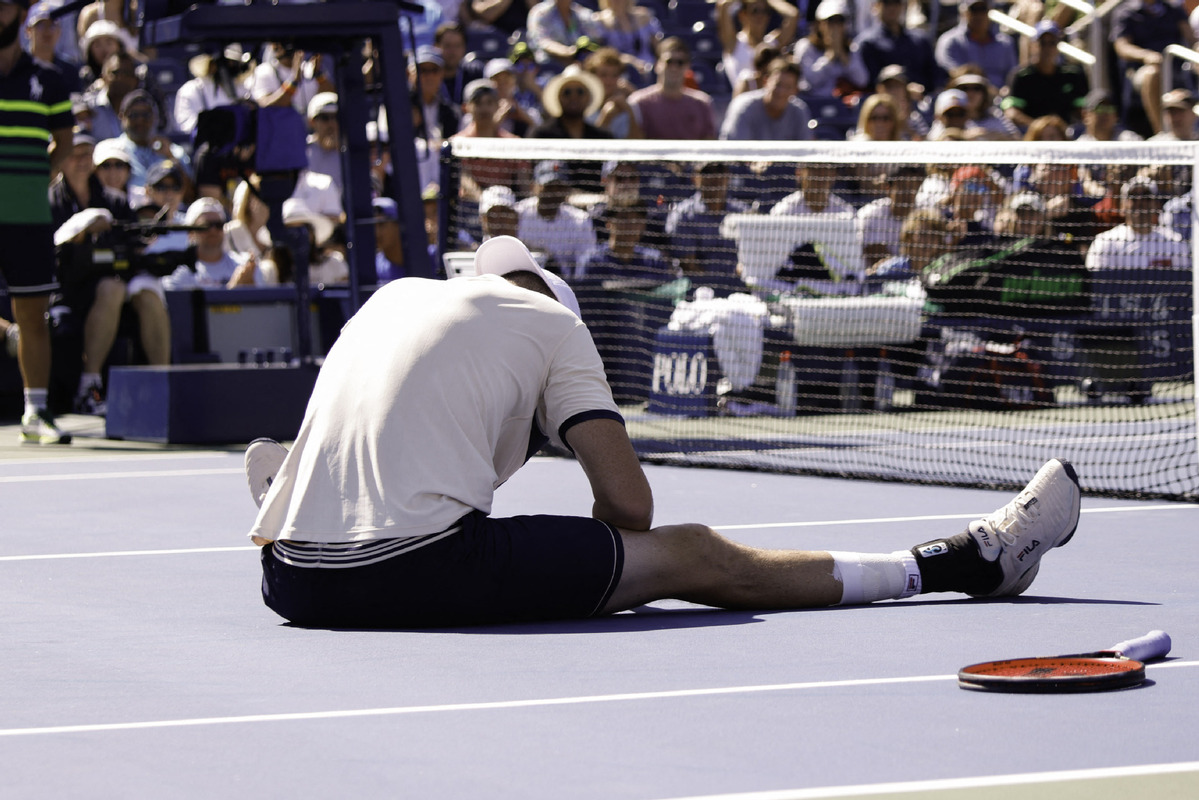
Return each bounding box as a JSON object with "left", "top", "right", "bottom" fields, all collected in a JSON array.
[
  {"left": 1, "top": 505, "right": 1192, "bottom": 562},
  {"left": 653, "top": 761, "right": 1199, "bottom": 800},
  {"left": 0, "top": 662, "right": 1193, "bottom": 738},
  {"left": 0, "top": 467, "right": 242, "bottom": 483}
]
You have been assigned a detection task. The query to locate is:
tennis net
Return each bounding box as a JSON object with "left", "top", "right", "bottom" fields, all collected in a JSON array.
[{"left": 443, "top": 137, "right": 1198, "bottom": 499}]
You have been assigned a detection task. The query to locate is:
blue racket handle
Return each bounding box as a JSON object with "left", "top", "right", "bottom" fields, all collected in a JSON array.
[{"left": 1111, "top": 630, "right": 1172, "bottom": 662}]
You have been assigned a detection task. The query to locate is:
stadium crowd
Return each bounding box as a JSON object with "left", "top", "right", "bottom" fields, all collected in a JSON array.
[{"left": 2, "top": 0, "right": 1197, "bottom": 436}]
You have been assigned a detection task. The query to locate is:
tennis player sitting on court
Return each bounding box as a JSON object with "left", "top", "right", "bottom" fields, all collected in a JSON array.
[{"left": 245, "top": 235, "right": 1082, "bottom": 628}]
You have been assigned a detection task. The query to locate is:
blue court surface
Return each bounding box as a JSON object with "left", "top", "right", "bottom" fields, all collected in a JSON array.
[{"left": 2, "top": 415, "right": 1197, "bottom": 799}]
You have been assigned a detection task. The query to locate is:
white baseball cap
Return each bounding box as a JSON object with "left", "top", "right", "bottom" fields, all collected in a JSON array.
[{"left": 474, "top": 235, "right": 581, "bottom": 318}]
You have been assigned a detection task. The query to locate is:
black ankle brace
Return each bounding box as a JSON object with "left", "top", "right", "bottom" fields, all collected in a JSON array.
[{"left": 910, "top": 532, "right": 1003, "bottom": 595}]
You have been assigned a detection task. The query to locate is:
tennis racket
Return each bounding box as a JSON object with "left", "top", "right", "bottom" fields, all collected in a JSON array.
[{"left": 957, "top": 630, "right": 1172, "bottom": 693}]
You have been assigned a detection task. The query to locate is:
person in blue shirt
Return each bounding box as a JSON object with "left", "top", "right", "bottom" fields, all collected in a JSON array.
[
  {"left": 853, "top": 0, "right": 938, "bottom": 90},
  {"left": 934, "top": 0, "right": 1018, "bottom": 92},
  {"left": 665, "top": 161, "right": 751, "bottom": 298}
]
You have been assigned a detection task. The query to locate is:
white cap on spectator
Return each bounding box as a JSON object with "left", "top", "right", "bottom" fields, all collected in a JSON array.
[
  {"left": 479, "top": 185, "right": 517, "bottom": 215},
  {"left": 1009, "top": 192, "right": 1046, "bottom": 213},
  {"left": 80, "top": 20, "right": 138, "bottom": 59},
  {"left": 282, "top": 197, "right": 335, "bottom": 246},
  {"left": 184, "top": 197, "right": 227, "bottom": 226},
  {"left": 934, "top": 89, "right": 969, "bottom": 116},
  {"left": 815, "top": 0, "right": 850, "bottom": 20},
  {"left": 92, "top": 138, "right": 132, "bottom": 166}
]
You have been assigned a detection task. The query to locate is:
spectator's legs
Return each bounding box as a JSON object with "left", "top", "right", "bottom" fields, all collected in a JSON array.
[
  {"left": 130, "top": 288, "right": 171, "bottom": 365},
  {"left": 82, "top": 275, "right": 127, "bottom": 376}
]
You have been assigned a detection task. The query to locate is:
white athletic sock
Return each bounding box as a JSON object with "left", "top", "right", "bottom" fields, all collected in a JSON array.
[
  {"left": 24, "top": 388, "right": 47, "bottom": 416},
  {"left": 828, "top": 551, "right": 922, "bottom": 605}
]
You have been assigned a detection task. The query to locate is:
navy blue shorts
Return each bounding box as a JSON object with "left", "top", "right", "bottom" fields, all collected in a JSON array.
[
  {"left": 260, "top": 511, "right": 625, "bottom": 628},
  {"left": 0, "top": 223, "right": 57, "bottom": 295}
]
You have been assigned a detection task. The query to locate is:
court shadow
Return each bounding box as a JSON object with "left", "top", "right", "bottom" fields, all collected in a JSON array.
[{"left": 291, "top": 606, "right": 777, "bottom": 634}]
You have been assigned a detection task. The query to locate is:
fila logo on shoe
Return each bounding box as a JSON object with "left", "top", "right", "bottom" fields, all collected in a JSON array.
[
  {"left": 973, "top": 525, "right": 995, "bottom": 550},
  {"left": 1016, "top": 539, "right": 1041, "bottom": 562}
]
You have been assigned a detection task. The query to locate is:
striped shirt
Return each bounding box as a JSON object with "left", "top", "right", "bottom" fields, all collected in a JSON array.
[{"left": 0, "top": 53, "right": 72, "bottom": 224}]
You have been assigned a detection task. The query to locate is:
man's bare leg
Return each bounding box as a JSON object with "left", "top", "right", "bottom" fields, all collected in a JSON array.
[{"left": 603, "top": 524, "right": 843, "bottom": 612}]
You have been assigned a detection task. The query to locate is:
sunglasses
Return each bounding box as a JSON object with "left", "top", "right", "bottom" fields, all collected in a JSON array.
[
  {"left": 313, "top": 113, "right": 336, "bottom": 122},
  {"left": 868, "top": 114, "right": 894, "bottom": 122},
  {"left": 560, "top": 86, "right": 589, "bottom": 97},
  {"left": 663, "top": 57, "right": 688, "bottom": 67},
  {"left": 152, "top": 182, "right": 182, "bottom": 192},
  {"left": 97, "top": 161, "right": 129, "bottom": 170}
]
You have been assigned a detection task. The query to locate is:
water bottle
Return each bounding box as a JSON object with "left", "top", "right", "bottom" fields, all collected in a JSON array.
[{"left": 776, "top": 350, "right": 797, "bottom": 416}]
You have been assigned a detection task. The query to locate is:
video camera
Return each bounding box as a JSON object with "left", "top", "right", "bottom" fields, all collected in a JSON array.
[{"left": 57, "top": 216, "right": 201, "bottom": 288}]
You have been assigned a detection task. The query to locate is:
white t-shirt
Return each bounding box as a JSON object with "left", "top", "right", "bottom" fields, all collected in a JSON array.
[
  {"left": 856, "top": 197, "right": 904, "bottom": 249},
  {"left": 515, "top": 198, "right": 597, "bottom": 279},
  {"left": 1085, "top": 225, "right": 1191, "bottom": 271},
  {"left": 249, "top": 275, "right": 620, "bottom": 544}
]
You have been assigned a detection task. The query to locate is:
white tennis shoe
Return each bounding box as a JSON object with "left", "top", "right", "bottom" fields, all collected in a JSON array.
[
  {"left": 968, "top": 458, "right": 1081, "bottom": 597},
  {"left": 245, "top": 437, "right": 288, "bottom": 508}
]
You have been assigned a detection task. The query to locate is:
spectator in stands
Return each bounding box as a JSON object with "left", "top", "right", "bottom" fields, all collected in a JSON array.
[
  {"left": 769, "top": 161, "right": 860, "bottom": 285},
  {"left": 530, "top": 64, "right": 613, "bottom": 193},
  {"left": 1024, "top": 113, "right": 1069, "bottom": 141},
  {"left": 224, "top": 179, "right": 273, "bottom": 263},
  {"left": 1111, "top": 0, "right": 1194, "bottom": 135},
  {"left": 136, "top": 161, "right": 191, "bottom": 256},
  {"left": 866, "top": 207, "right": 951, "bottom": 285},
  {"left": 515, "top": 160, "right": 597, "bottom": 278},
  {"left": 716, "top": 0, "right": 798, "bottom": 94},
  {"left": 847, "top": 93, "right": 903, "bottom": 200},
  {"left": 590, "top": 160, "right": 668, "bottom": 249},
  {"left": 731, "top": 41, "right": 781, "bottom": 96},
  {"left": 435, "top": 22, "right": 481, "bottom": 106},
  {"left": 579, "top": 198, "right": 674, "bottom": 283},
  {"left": 594, "top": 0, "right": 662, "bottom": 77},
  {"left": 526, "top": 0, "right": 606, "bottom": 68},
  {"left": 1025, "top": 161, "right": 1103, "bottom": 251},
  {"left": 452, "top": 80, "right": 528, "bottom": 198},
  {"left": 1075, "top": 88, "right": 1143, "bottom": 141},
  {"left": 370, "top": 196, "right": 407, "bottom": 283},
  {"left": 251, "top": 43, "right": 334, "bottom": 116},
  {"left": 944, "top": 165, "right": 1001, "bottom": 244},
  {"left": 76, "top": 0, "right": 136, "bottom": 49},
  {"left": 279, "top": 197, "right": 349, "bottom": 287},
  {"left": 926, "top": 87, "right": 970, "bottom": 139},
  {"left": 83, "top": 51, "right": 140, "bottom": 142},
  {"left": 857, "top": 163, "right": 925, "bottom": 269},
  {"left": 665, "top": 161, "right": 750, "bottom": 297},
  {"left": 794, "top": 0, "right": 869, "bottom": 99},
  {"left": 934, "top": 0, "right": 1018, "bottom": 92},
  {"left": 874, "top": 64, "right": 928, "bottom": 138},
  {"left": 586, "top": 47, "right": 643, "bottom": 138},
  {"left": 163, "top": 198, "right": 260, "bottom": 289},
  {"left": 1003, "top": 21, "right": 1088, "bottom": 132},
  {"left": 949, "top": 68, "right": 1020, "bottom": 140},
  {"left": 304, "top": 92, "right": 343, "bottom": 191},
  {"left": 719, "top": 57, "right": 812, "bottom": 140},
  {"left": 470, "top": 0, "right": 536, "bottom": 38},
  {"left": 411, "top": 46, "right": 461, "bottom": 144},
  {"left": 77, "top": 18, "right": 136, "bottom": 90},
  {"left": 628, "top": 37, "right": 717, "bottom": 140},
  {"left": 109, "top": 90, "right": 191, "bottom": 198},
  {"left": 486, "top": 57, "right": 541, "bottom": 137},
  {"left": 1150, "top": 88, "right": 1199, "bottom": 140},
  {"left": 479, "top": 185, "right": 520, "bottom": 241},
  {"left": 24, "top": 3, "right": 81, "bottom": 96},
  {"left": 174, "top": 45, "right": 250, "bottom": 137},
  {"left": 1086, "top": 177, "right": 1190, "bottom": 271},
  {"left": 49, "top": 132, "right": 166, "bottom": 415},
  {"left": 853, "top": 0, "right": 937, "bottom": 90}
]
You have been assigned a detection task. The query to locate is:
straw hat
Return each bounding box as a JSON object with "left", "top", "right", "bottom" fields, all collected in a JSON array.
[{"left": 542, "top": 64, "right": 604, "bottom": 119}]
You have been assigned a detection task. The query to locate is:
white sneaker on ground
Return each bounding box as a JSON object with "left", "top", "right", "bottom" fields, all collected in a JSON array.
[
  {"left": 75, "top": 382, "right": 107, "bottom": 416},
  {"left": 968, "top": 458, "right": 1081, "bottom": 597},
  {"left": 245, "top": 437, "right": 288, "bottom": 508},
  {"left": 20, "top": 410, "right": 72, "bottom": 445}
]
